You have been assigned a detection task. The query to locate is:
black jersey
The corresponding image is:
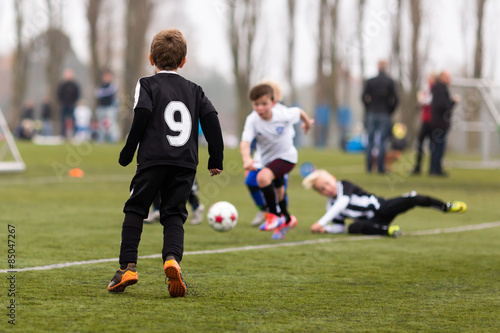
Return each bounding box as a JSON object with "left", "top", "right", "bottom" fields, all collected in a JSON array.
[
  {"left": 133, "top": 71, "right": 217, "bottom": 171},
  {"left": 326, "top": 180, "right": 383, "bottom": 222}
]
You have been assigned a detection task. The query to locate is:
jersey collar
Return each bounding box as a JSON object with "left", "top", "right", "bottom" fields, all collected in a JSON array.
[{"left": 157, "top": 70, "right": 179, "bottom": 75}]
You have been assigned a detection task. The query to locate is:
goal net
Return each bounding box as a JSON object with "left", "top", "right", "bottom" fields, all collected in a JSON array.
[
  {"left": 0, "top": 108, "right": 26, "bottom": 173},
  {"left": 448, "top": 78, "right": 500, "bottom": 169}
]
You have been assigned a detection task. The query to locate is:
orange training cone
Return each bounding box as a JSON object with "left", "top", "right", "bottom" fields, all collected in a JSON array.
[{"left": 69, "top": 168, "right": 84, "bottom": 178}]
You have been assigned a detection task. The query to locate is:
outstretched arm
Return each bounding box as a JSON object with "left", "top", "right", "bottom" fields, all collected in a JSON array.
[
  {"left": 299, "top": 109, "right": 314, "bottom": 134},
  {"left": 240, "top": 140, "right": 257, "bottom": 171},
  {"left": 310, "top": 196, "right": 350, "bottom": 233}
]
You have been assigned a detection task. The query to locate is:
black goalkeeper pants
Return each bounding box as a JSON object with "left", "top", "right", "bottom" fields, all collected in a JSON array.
[
  {"left": 348, "top": 194, "right": 446, "bottom": 236},
  {"left": 119, "top": 165, "right": 196, "bottom": 266}
]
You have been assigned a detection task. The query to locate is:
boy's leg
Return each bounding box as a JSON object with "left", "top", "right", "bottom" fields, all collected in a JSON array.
[
  {"left": 188, "top": 178, "right": 200, "bottom": 210},
  {"left": 159, "top": 166, "right": 194, "bottom": 298},
  {"left": 159, "top": 166, "right": 196, "bottom": 263},
  {"left": 245, "top": 169, "right": 266, "bottom": 210},
  {"left": 121, "top": 167, "right": 165, "bottom": 266},
  {"left": 257, "top": 168, "right": 279, "bottom": 215},
  {"left": 259, "top": 160, "right": 295, "bottom": 217},
  {"left": 376, "top": 192, "right": 448, "bottom": 223},
  {"left": 275, "top": 179, "right": 290, "bottom": 223},
  {"left": 348, "top": 219, "right": 389, "bottom": 235}
]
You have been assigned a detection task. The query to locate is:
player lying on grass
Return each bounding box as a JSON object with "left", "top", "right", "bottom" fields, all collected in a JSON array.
[
  {"left": 302, "top": 169, "right": 467, "bottom": 237},
  {"left": 240, "top": 83, "right": 314, "bottom": 240}
]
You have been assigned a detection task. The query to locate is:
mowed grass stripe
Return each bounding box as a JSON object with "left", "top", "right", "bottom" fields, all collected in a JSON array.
[{"left": 3, "top": 221, "right": 499, "bottom": 274}]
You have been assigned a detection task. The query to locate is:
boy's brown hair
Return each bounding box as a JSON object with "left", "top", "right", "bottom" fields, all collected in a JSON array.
[
  {"left": 150, "top": 29, "right": 187, "bottom": 71},
  {"left": 249, "top": 84, "right": 274, "bottom": 102}
]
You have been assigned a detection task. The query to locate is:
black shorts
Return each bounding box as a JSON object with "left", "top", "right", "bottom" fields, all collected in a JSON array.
[
  {"left": 266, "top": 159, "right": 295, "bottom": 187},
  {"left": 123, "top": 165, "right": 196, "bottom": 222}
]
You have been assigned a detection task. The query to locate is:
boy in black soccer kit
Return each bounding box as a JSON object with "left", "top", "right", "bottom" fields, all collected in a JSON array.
[
  {"left": 107, "top": 29, "right": 223, "bottom": 297},
  {"left": 302, "top": 170, "right": 467, "bottom": 237}
]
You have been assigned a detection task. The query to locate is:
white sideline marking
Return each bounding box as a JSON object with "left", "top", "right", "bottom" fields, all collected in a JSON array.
[{"left": 2, "top": 221, "right": 500, "bottom": 274}]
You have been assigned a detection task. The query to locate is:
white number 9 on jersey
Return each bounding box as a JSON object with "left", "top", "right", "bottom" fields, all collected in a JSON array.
[{"left": 164, "top": 101, "right": 192, "bottom": 147}]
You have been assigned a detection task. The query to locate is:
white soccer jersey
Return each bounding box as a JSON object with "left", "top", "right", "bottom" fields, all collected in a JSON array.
[{"left": 241, "top": 105, "right": 301, "bottom": 166}]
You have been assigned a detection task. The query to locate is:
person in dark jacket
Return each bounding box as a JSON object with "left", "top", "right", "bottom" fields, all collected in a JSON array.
[
  {"left": 57, "top": 69, "right": 80, "bottom": 138},
  {"left": 429, "top": 71, "right": 459, "bottom": 176},
  {"left": 362, "top": 60, "right": 399, "bottom": 174}
]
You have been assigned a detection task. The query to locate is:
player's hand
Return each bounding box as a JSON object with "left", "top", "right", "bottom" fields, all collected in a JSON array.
[
  {"left": 243, "top": 158, "right": 257, "bottom": 171},
  {"left": 118, "top": 150, "right": 133, "bottom": 167},
  {"left": 452, "top": 93, "right": 461, "bottom": 103},
  {"left": 310, "top": 222, "right": 326, "bottom": 234},
  {"left": 302, "top": 119, "right": 314, "bottom": 134},
  {"left": 209, "top": 168, "right": 222, "bottom": 177}
]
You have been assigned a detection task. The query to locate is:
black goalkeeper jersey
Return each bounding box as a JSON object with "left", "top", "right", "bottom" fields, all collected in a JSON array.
[
  {"left": 326, "top": 180, "right": 383, "bottom": 222},
  {"left": 133, "top": 71, "right": 218, "bottom": 171}
]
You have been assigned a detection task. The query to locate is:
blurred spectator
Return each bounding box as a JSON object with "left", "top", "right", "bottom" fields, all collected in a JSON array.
[
  {"left": 74, "top": 99, "right": 92, "bottom": 143},
  {"left": 429, "top": 71, "right": 459, "bottom": 176},
  {"left": 362, "top": 60, "right": 399, "bottom": 174},
  {"left": 95, "top": 69, "right": 119, "bottom": 143},
  {"left": 412, "top": 73, "right": 436, "bottom": 175},
  {"left": 15, "top": 100, "right": 36, "bottom": 140},
  {"left": 314, "top": 104, "right": 330, "bottom": 148},
  {"left": 40, "top": 96, "right": 54, "bottom": 136},
  {"left": 57, "top": 69, "right": 81, "bottom": 139},
  {"left": 337, "top": 105, "right": 352, "bottom": 151}
]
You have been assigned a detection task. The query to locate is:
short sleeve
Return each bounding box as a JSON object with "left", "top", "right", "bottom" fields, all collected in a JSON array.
[
  {"left": 286, "top": 107, "right": 301, "bottom": 124},
  {"left": 241, "top": 114, "right": 256, "bottom": 142},
  {"left": 133, "top": 78, "right": 153, "bottom": 112}
]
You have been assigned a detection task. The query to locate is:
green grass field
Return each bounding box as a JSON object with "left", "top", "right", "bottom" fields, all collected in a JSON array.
[{"left": 1, "top": 141, "right": 499, "bottom": 332}]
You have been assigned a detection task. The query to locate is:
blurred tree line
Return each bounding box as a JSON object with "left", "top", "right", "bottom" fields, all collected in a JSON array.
[{"left": 7, "top": 0, "right": 491, "bottom": 144}]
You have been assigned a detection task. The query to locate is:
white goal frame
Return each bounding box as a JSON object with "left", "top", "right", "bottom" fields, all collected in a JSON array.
[
  {"left": 448, "top": 78, "right": 500, "bottom": 169},
  {"left": 0, "top": 108, "right": 26, "bottom": 173}
]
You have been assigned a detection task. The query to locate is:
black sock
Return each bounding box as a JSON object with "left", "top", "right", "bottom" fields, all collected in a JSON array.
[
  {"left": 279, "top": 200, "right": 291, "bottom": 223},
  {"left": 260, "top": 184, "right": 278, "bottom": 215},
  {"left": 415, "top": 195, "right": 447, "bottom": 211},
  {"left": 119, "top": 213, "right": 143, "bottom": 268}
]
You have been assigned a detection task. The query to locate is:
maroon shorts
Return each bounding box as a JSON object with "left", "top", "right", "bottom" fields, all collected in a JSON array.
[{"left": 266, "top": 159, "right": 295, "bottom": 186}]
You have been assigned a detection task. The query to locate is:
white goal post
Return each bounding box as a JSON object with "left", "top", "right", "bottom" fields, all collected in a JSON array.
[
  {"left": 448, "top": 78, "right": 500, "bottom": 169},
  {"left": 0, "top": 108, "right": 26, "bottom": 173}
]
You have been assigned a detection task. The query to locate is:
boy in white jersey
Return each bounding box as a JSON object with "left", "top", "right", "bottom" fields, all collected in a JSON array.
[
  {"left": 241, "top": 83, "right": 314, "bottom": 239},
  {"left": 302, "top": 169, "right": 467, "bottom": 237}
]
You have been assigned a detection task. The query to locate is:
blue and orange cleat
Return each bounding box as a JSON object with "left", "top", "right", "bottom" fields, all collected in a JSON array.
[
  {"left": 259, "top": 213, "right": 285, "bottom": 231},
  {"left": 271, "top": 215, "right": 297, "bottom": 240}
]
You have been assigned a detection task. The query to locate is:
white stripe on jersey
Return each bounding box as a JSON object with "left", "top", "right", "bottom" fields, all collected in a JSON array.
[
  {"left": 349, "top": 194, "right": 381, "bottom": 211},
  {"left": 341, "top": 209, "right": 375, "bottom": 220},
  {"left": 133, "top": 79, "right": 141, "bottom": 109},
  {"left": 324, "top": 180, "right": 381, "bottom": 221}
]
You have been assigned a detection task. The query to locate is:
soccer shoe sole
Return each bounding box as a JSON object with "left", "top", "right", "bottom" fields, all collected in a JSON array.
[
  {"left": 107, "top": 271, "right": 138, "bottom": 293},
  {"left": 164, "top": 261, "right": 186, "bottom": 298}
]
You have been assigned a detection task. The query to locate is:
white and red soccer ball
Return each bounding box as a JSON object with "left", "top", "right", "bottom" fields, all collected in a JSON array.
[{"left": 207, "top": 201, "right": 238, "bottom": 232}]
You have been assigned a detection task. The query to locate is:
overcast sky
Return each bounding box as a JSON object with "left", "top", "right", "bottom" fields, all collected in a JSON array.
[{"left": 1, "top": 0, "right": 499, "bottom": 86}]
